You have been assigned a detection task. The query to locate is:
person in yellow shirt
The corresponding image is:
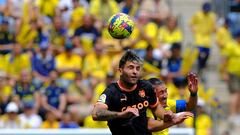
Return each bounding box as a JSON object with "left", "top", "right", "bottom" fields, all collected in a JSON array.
[
  {"left": 189, "top": 2, "right": 216, "bottom": 74},
  {"left": 35, "top": 0, "right": 59, "bottom": 18},
  {"left": 158, "top": 16, "right": 183, "bottom": 51},
  {"left": 16, "top": 20, "right": 39, "bottom": 50},
  {"left": 72, "top": 14, "right": 101, "bottom": 54},
  {"left": 184, "top": 99, "right": 212, "bottom": 135},
  {"left": 123, "top": 13, "right": 158, "bottom": 58},
  {"left": 82, "top": 46, "right": 111, "bottom": 77},
  {"left": 55, "top": 43, "right": 82, "bottom": 87},
  {"left": 0, "top": 72, "right": 12, "bottom": 114},
  {"left": 49, "top": 16, "right": 67, "bottom": 53},
  {"left": 4, "top": 45, "right": 31, "bottom": 79},
  {"left": 221, "top": 30, "right": 240, "bottom": 124},
  {"left": 89, "top": 0, "right": 119, "bottom": 24},
  {"left": 147, "top": 73, "right": 198, "bottom": 135},
  {"left": 216, "top": 18, "right": 233, "bottom": 53},
  {"left": 41, "top": 110, "right": 59, "bottom": 129},
  {"left": 68, "top": 0, "right": 86, "bottom": 34}
]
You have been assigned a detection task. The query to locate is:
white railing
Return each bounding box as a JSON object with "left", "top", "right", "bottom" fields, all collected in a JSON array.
[{"left": 0, "top": 128, "right": 194, "bottom": 135}]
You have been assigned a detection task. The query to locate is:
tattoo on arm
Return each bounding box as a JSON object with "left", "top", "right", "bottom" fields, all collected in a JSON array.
[{"left": 96, "top": 109, "right": 119, "bottom": 121}]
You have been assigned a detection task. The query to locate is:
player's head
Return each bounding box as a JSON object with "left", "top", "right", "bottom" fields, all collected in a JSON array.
[
  {"left": 119, "top": 50, "right": 143, "bottom": 86},
  {"left": 148, "top": 78, "right": 168, "bottom": 107},
  {"left": 202, "top": 2, "right": 211, "bottom": 14}
]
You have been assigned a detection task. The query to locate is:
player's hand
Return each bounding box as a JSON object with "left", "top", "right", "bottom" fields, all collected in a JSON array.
[
  {"left": 118, "top": 107, "right": 139, "bottom": 118},
  {"left": 163, "top": 110, "right": 174, "bottom": 122},
  {"left": 173, "top": 112, "right": 193, "bottom": 125},
  {"left": 187, "top": 72, "right": 198, "bottom": 94}
]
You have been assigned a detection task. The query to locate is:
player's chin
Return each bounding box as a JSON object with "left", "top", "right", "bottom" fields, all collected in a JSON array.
[{"left": 128, "top": 78, "right": 138, "bottom": 84}]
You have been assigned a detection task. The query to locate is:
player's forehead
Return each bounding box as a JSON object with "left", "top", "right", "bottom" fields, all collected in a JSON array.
[
  {"left": 155, "top": 84, "right": 167, "bottom": 92},
  {"left": 124, "top": 61, "right": 141, "bottom": 67}
]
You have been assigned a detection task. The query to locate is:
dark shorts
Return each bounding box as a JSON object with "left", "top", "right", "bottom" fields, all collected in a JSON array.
[{"left": 228, "top": 73, "right": 240, "bottom": 93}]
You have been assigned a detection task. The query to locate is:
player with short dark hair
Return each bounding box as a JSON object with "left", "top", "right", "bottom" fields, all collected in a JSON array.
[
  {"left": 92, "top": 50, "right": 191, "bottom": 135},
  {"left": 147, "top": 73, "right": 198, "bottom": 135}
]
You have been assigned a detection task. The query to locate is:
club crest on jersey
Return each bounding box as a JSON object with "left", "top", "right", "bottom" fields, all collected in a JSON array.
[
  {"left": 139, "top": 90, "right": 145, "bottom": 98},
  {"left": 98, "top": 94, "right": 106, "bottom": 103}
]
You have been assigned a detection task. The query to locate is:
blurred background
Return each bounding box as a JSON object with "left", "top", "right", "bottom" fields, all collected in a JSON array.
[{"left": 0, "top": 0, "right": 239, "bottom": 135}]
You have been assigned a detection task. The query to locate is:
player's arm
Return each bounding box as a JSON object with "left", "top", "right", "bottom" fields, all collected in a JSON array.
[
  {"left": 186, "top": 73, "right": 198, "bottom": 111},
  {"left": 151, "top": 103, "right": 174, "bottom": 122},
  {"left": 92, "top": 103, "right": 118, "bottom": 121},
  {"left": 92, "top": 103, "right": 139, "bottom": 121},
  {"left": 148, "top": 112, "right": 193, "bottom": 132}
]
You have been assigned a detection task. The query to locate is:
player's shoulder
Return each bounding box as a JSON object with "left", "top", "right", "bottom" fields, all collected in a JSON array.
[
  {"left": 104, "top": 82, "right": 120, "bottom": 93},
  {"left": 138, "top": 80, "right": 152, "bottom": 87},
  {"left": 167, "top": 99, "right": 177, "bottom": 106},
  {"left": 137, "top": 80, "right": 154, "bottom": 92}
]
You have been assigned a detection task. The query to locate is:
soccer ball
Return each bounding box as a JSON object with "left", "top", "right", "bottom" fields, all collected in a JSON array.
[{"left": 108, "top": 13, "right": 134, "bottom": 39}]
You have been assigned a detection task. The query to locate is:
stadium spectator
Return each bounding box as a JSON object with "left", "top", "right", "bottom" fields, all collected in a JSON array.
[
  {"left": 216, "top": 18, "right": 233, "bottom": 52},
  {"left": 68, "top": 0, "right": 87, "bottom": 34},
  {"left": 0, "top": 18, "right": 14, "bottom": 54},
  {"left": 19, "top": 101, "right": 42, "bottom": 128},
  {"left": 67, "top": 71, "right": 92, "bottom": 124},
  {"left": 0, "top": 71, "right": 12, "bottom": 114},
  {"left": 0, "top": 102, "right": 21, "bottom": 128},
  {"left": 13, "top": 70, "right": 40, "bottom": 112},
  {"left": 82, "top": 45, "right": 111, "bottom": 78},
  {"left": 189, "top": 2, "right": 216, "bottom": 75},
  {"left": 66, "top": 71, "right": 91, "bottom": 105},
  {"left": 120, "top": 0, "right": 140, "bottom": 17},
  {"left": 49, "top": 16, "right": 67, "bottom": 53},
  {"left": 59, "top": 112, "right": 79, "bottom": 128},
  {"left": 166, "top": 43, "right": 187, "bottom": 89},
  {"left": 184, "top": 99, "right": 212, "bottom": 135},
  {"left": 41, "top": 110, "right": 59, "bottom": 128},
  {"left": 55, "top": 43, "right": 82, "bottom": 88},
  {"left": 72, "top": 14, "right": 101, "bottom": 55},
  {"left": 41, "top": 70, "right": 67, "bottom": 119},
  {"left": 89, "top": 0, "right": 119, "bottom": 24},
  {"left": 143, "top": 44, "right": 162, "bottom": 76},
  {"left": 4, "top": 45, "right": 31, "bottom": 79},
  {"left": 31, "top": 41, "right": 55, "bottom": 86},
  {"left": 221, "top": 30, "right": 240, "bottom": 125},
  {"left": 16, "top": 20, "right": 41, "bottom": 50},
  {"left": 139, "top": 0, "right": 170, "bottom": 25},
  {"left": 158, "top": 16, "right": 183, "bottom": 51},
  {"left": 35, "top": 0, "right": 59, "bottom": 19},
  {"left": 123, "top": 12, "right": 158, "bottom": 58}
]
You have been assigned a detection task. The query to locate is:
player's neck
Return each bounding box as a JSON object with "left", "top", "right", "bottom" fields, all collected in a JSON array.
[{"left": 117, "top": 80, "right": 137, "bottom": 92}]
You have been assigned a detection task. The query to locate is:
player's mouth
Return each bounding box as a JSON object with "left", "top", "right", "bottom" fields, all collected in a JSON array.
[{"left": 130, "top": 76, "right": 138, "bottom": 81}]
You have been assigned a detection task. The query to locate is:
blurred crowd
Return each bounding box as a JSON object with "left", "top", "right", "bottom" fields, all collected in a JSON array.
[{"left": 0, "top": 0, "right": 239, "bottom": 134}]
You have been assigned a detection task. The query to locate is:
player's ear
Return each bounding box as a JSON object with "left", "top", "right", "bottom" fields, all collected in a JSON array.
[{"left": 118, "top": 68, "right": 123, "bottom": 75}]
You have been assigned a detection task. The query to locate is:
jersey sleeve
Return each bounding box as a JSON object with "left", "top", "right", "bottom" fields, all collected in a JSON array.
[
  {"left": 96, "top": 87, "right": 113, "bottom": 108},
  {"left": 176, "top": 100, "right": 187, "bottom": 113},
  {"left": 146, "top": 82, "right": 158, "bottom": 108}
]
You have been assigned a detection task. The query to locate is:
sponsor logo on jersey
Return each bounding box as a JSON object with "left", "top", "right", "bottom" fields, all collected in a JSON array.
[{"left": 121, "top": 100, "right": 149, "bottom": 111}]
